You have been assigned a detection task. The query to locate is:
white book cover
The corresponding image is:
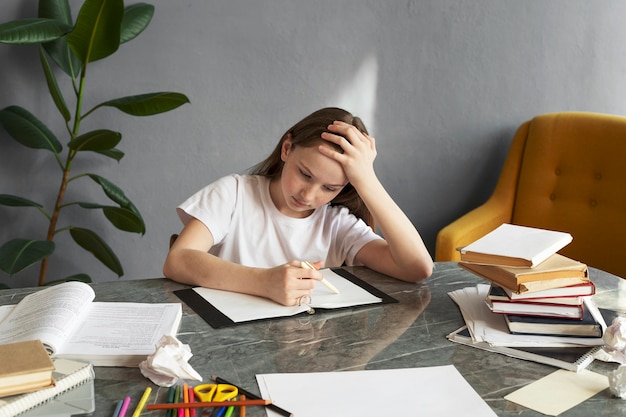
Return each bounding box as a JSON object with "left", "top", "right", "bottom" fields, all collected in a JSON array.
[{"left": 460, "top": 223, "right": 573, "bottom": 267}]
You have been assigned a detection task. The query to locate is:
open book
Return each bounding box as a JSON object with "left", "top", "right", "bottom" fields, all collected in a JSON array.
[
  {"left": 0, "top": 281, "right": 182, "bottom": 367},
  {"left": 175, "top": 268, "right": 397, "bottom": 328}
]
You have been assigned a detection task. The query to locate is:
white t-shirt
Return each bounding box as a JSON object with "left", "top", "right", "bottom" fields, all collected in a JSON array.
[{"left": 177, "top": 174, "right": 381, "bottom": 268}]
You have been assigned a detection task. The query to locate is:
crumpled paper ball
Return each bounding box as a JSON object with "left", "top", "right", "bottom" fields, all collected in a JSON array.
[
  {"left": 603, "top": 316, "right": 626, "bottom": 365},
  {"left": 609, "top": 366, "right": 626, "bottom": 399},
  {"left": 603, "top": 316, "right": 626, "bottom": 399},
  {"left": 139, "top": 335, "right": 202, "bottom": 387}
]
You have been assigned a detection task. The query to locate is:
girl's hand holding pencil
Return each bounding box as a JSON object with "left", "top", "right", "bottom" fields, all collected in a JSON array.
[{"left": 300, "top": 261, "right": 340, "bottom": 294}]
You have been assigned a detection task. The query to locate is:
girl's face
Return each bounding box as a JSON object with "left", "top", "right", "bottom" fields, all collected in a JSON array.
[{"left": 271, "top": 139, "right": 347, "bottom": 218}]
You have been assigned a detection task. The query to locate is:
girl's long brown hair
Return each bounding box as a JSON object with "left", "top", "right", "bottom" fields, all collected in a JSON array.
[{"left": 250, "top": 107, "right": 375, "bottom": 228}]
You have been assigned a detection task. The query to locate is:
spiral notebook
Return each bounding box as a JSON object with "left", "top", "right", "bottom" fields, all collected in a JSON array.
[
  {"left": 0, "top": 359, "right": 94, "bottom": 417},
  {"left": 447, "top": 326, "right": 601, "bottom": 372}
]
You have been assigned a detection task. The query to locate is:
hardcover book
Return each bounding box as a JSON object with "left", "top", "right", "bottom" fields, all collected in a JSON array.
[
  {"left": 459, "top": 253, "right": 587, "bottom": 288},
  {"left": 0, "top": 359, "right": 94, "bottom": 417},
  {"left": 504, "top": 298, "right": 603, "bottom": 337},
  {"left": 459, "top": 224, "right": 573, "bottom": 267},
  {"left": 0, "top": 340, "right": 55, "bottom": 398},
  {"left": 487, "top": 283, "right": 595, "bottom": 304},
  {"left": 486, "top": 296, "right": 584, "bottom": 319},
  {"left": 459, "top": 261, "right": 589, "bottom": 294}
]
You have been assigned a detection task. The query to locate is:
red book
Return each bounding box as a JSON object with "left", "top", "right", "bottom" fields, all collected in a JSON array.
[
  {"left": 488, "top": 282, "right": 595, "bottom": 305},
  {"left": 486, "top": 297, "right": 584, "bottom": 319}
]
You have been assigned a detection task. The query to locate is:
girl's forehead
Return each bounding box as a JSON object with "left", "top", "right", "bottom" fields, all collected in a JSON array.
[{"left": 293, "top": 145, "right": 347, "bottom": 185}]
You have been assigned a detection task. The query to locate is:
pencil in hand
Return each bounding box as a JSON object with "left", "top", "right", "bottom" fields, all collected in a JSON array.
[{"left": 300, "top": 261, "right": 340, "bottom": 294}]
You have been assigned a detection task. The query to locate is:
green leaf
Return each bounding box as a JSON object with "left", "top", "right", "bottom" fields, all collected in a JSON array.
[
  {"left": 45, "top": 273, "right": 92, "bottom": 285},
  {"left": 0, "top": 18, "right": 71, "bottom": 44},
  {"left": 67, "top": 0, "right": 124, "bottom": 64},
  {"left": 86, "top": 174, "right": 131, "bottom": 206},
  {"left": 86, "top": 175, "right": 145, "bottom": 233},
  {"left": 69, "top": 227, "right": 123, "bottom": 276},
  {"left": 39, "top": 0, "right": 81, "bottom": 78},
  {"left": 0, "top": 239, "right": 55, "bottom": 275},
  {"left": 94, "top": 147, "right": 124, "bottom": 161},
  {"left": 68, "top": 129, "right": 121, "bottom": 152},
  {"left": 0, "top": 106, "right": 62, "bottom": 153},
  {"left": 78, "top": 203, "right": 145, "bottom": 234},
  {"left": 42, "top": 36, "right": 82, "bottom": 78},
  {"left": 39, "top": 46, "right": 71, "bottom": 122},
  {"left": 38, "top": 0, "right": 73, "bottom": 24},
  {"left": 0, "top": 194, "right": 43, "bottom": 208},
  {"left": 95, "top": 92, "right": 190, "bottom": 116},
  {"left": 102, "top": 207, "right": 144, "bottom": 234},
  {"left": 120, "top": 3, "right": 154, "bottom": 44}
]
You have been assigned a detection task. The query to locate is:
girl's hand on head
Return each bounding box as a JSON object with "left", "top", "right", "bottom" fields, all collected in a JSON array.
[
  {"left": 264, "top": 261, "right": 322, "bottom": 306},
  {"left": 319, "top": 121, "right": 378, "bottom": 188}
]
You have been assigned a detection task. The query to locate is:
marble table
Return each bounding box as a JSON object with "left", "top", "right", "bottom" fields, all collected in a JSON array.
[{"left": 1, "top": 262, "right": 625, "bottom": 416}]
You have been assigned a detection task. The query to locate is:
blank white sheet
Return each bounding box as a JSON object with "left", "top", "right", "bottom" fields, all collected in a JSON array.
[
  {"left": 256, "top": 365, "right": 497, "bottom": 417},
  {"left": 193, "top": 269, "right": 381, "bottom": 323}
]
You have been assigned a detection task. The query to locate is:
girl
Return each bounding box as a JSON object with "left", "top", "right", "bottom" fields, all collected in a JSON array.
[{"left": 163, "top": 107, "right": 433, "bottom": 306}]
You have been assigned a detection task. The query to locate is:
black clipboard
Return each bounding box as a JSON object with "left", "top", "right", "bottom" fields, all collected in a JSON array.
[{"left": 174, "top": 268, "right": 398, "bottom": 329}]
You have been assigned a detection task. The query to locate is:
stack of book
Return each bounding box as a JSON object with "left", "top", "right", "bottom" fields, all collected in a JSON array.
[
  {"left": 446, "top": 224, "right": 609, "bottom": 372},
  {"left": 458, "top": 223, "right": 601, "bottom": 338}
]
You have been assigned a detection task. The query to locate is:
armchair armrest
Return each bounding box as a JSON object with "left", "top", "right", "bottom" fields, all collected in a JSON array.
[{"left": 435, "top": 198, "right": 513, "bottom": 261}]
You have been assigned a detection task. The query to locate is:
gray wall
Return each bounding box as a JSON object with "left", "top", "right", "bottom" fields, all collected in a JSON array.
[{"left": 1, "top": 0, "right": 626, "bottom": 287}]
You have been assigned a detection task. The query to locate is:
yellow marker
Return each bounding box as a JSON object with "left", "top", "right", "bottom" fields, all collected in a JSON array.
[{"left": 131, "top": 387, "right": 152, "bottom": 417}]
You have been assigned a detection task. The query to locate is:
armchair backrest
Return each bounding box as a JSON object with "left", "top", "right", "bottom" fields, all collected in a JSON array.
[{"left": 512, "top": 112, "right": 626, "bottom": 278}]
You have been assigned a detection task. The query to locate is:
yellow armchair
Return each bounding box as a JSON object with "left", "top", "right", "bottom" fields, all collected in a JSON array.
[{"left": 436, "top": 112, "right": 626, "bottom": 279}]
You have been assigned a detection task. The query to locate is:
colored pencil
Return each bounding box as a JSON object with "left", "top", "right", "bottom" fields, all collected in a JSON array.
[
  {"left": 111, "top": 399, "right": 123, "bottom": 417},
  {"left": 240, "top": 395, "right": 246, "bottom": 417},
  {"left": 118, "top": 396, "right": 131, "bottom": 417},
  {"left": 183, "top": 383, "right": 189, "bottom": 417},
  {"left": 174, "top": 385, "right": 181, "bottom": 417},
  {"left": 166, "top": 386, "right": 176, "bottom": 417},
  {"left": 188, "top": 386, "right": 196, "bottom": 417},
  {"left": 131, "top": 387, "right": 152, "bottom": 417},
  {"left": 211, "top": 376, "right": 293, "bottom": 417},
  {"left": 146, "top": 399, "right": 271, "bottom": 410}
]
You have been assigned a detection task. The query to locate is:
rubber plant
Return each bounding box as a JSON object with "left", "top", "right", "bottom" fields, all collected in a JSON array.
[{"left": 0, "top": 0, "right": 189, "bottom": 287}]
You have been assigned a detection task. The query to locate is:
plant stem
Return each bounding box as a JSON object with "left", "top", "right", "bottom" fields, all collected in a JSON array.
[
  {"left": 38, "top": 152, "right": 75, "bottom": 286},
  {"left": 37, "top": 61, "right": 88, "bottom": 286}
]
